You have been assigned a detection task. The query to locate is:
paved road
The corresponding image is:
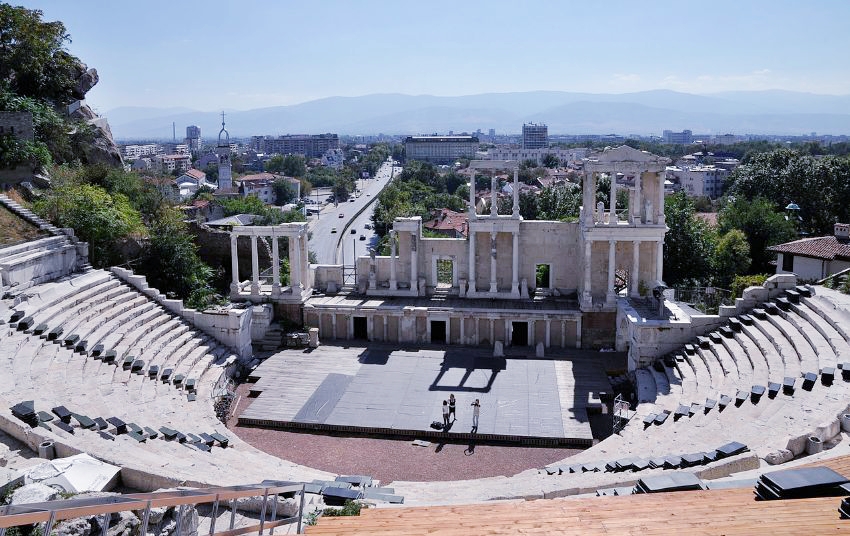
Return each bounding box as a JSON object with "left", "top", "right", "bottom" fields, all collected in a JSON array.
[{"left": 308, "top": 160, "right": 399, "bottom": 265}]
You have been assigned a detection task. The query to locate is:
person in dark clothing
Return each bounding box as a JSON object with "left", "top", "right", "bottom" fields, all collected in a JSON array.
[{"left": 448, "top": 394, "right": 456, "bottom": 422}]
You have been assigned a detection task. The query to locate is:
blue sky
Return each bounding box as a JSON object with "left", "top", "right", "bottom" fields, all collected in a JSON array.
[{"left": 18, "top": 0, "right": 850, "bottom": 113}]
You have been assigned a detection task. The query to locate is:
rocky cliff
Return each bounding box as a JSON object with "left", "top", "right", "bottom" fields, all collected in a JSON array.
[{"left": 67, "top": 60, "right": 123, "bottom": 168}]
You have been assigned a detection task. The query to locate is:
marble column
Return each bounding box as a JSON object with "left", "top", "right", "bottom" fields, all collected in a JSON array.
[
  {"left": 459, "top": 316, "right": 465, "bottom": 345},
  {"left": 561, "top": 320, "right": 566, "bottom": 348},
  {"left": 250, "top": 235, "right": 260, "bottom": 295},
  {"left": 545, "top": 319, "right": 551, "bottom": 347},
  {"left": 656, "top": 239, "right": 664, "bottom": 282},
  {"left": 576, "top": 316, "right": 582, "bottom": 349},
  {"left": 657, "top": 172, "right": 665, "bottom": 226},
  {"left": 230, "top": 233, "right": 239, "bottom": 293},
  {"left": 331, "top": 314, "right": 337, "bottom": 339},
  {"left": 511, "top": 231, "right": 519, "bottom": 296},
  {"left": 607, "top": 239, "right": 616, "bottom": 303},
  {"left": 383, "top": 315, "right": 388, "bottom": 341},
  {"left": 389, "top": 230, "right": 397, "bottom": 290},
  {"left": 490, "top": 174, "right": 498, "bottom": 216},
  {"left": 634, "top": 173, "right": 642, "bottom": 224},
  {"left": 271, "top": 234, "right": 281, "bottom": 297},
  {"left": 410, "top": 233, "right": 418, "bottom": 295},
  {"left": 292, "top": 234, "right": 302, "bottom": 289},
  {"left": 631, "top": 240, "right": 641, "bottom": 297},
  {"left": 609, "top": 172, "right": 617, "bottom": 225},
  {"left": 505, "top": 319, "right": 511, "bottom": 346},
  {"left": 489, "top": 231, "right": 498, "bottom": 293},
  {"left": 489, "top": 318, "right": 494, "bottom": 345},
  {"left": 512, "top": 168, "right": 519, "bottom": 218},
  {"left": 469, "top": 170, "right": 477, "bottom": 217},
  {"left": 468, "top": 229, "right": 476, "bottom": 294},
  {"left": 583, "top": 172, "right": 595, "bottom": 226},
  {"left": 582, "top": 240, "right": 592, "bottom": 306}
]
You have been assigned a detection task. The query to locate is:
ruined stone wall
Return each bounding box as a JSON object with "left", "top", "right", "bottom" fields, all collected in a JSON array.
[{"left": 0, "top": 112, "right": 34, "bottom": 141}]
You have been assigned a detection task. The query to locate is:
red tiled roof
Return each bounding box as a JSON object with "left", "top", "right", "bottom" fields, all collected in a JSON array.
[
  {"left": 239, "top": 172, "right": 276, "bottom": 182},
  {"left": 768, "top": 236, "right": 850, "bottom": 261},
  {"left": 424, "top": 208, "right": 468, "bottom": 236},
  {"left": 185, "top": 168, "right": 206, "bottom": 181}
]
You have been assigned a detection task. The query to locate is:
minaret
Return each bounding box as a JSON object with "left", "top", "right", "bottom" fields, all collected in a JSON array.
[{"left": 217, "top": 111, "right": 232, "bottom": 190}]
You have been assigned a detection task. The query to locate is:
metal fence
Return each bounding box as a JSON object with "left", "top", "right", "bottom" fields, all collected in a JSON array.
[
  {"left": 671, "top": 286, "right": 734, "bottom": 314},
  {"left": 0, "top": 482, "right": 306, "bottom": 536}
]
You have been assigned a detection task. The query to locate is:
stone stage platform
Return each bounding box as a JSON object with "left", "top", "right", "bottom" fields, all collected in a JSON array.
[{"left": 237, "top": 344, "right": 618, "bottom": 446}]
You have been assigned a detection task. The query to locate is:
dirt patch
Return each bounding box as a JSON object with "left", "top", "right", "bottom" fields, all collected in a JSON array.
[{"left": 0, "top": 205, "right": 44, "bottom": 247}]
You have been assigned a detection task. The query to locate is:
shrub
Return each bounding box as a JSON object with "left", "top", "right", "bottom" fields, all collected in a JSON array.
[{"left": 730, "top": 274, "right": 769, "bottom": 298}]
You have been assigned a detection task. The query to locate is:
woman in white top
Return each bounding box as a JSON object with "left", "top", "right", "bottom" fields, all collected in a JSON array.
[
  {"left": 471, "top": 399, "right": 480, "bottom": 428},
  {"left": 442, "top": 400, "right": 450, "bottom": 428}
]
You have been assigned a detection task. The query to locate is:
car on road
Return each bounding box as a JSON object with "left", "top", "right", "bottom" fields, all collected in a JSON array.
[
  {"left": 364, "top": 224, "right": 371, "bottom": 230},
  {"left": 359, "top": 235, "right": 366, "bottom": 241},
  {"left": 338, "top": 213, "right": 344, "bottom": 218},
  {"left": 350, "top": 228, "right": 356, "bottom": 234},
  {"left": 331, "top": 227, "right": 337, "bottom": 233}
]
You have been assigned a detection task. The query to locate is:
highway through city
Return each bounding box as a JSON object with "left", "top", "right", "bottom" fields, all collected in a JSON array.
[{"left": 307, "top": 160, "right": 399, "bottom": 266}]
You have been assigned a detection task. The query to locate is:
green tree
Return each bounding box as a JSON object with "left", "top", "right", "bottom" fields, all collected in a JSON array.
[
  {"left": 273, "top": 178, "right": 297, "bottom": 205},
  {"left": 663, "top": 192, "right": 716, "bottom": 286},
  {"left": 0, "top": 4, "right": 78, "bottom": 104},
  {"left": 718, "top": 196, "right": 796, "bottom": 274},
  {"left": 34, "top": 183, "right": 145, "bottom": 267},
  {"left": 728, "top": 149, "right": 850, "bottom": 236},
  {"left": 140, "top": 208, "right": 219, "bottom": 309},
  {"left": 537, "top": 183, "right": 582, "bottom": 221},
  {"left": 541, "top": 153, "right": 560, "bottom": 168},
  {"left": 713, "top": 229, "right": 751, "bottom": 288},
  {"left": 281, "top": 154, "right": 306, "bottom": 177}
]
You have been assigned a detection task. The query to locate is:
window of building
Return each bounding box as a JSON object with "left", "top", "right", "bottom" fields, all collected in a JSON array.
[{"left": 782, "top": 253, "right": 794, "bottom": 272}]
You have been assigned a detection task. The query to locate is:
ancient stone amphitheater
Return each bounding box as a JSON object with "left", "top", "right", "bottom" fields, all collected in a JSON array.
[{"left": 3, "top": 193, "right": 850, "bottom": 520}]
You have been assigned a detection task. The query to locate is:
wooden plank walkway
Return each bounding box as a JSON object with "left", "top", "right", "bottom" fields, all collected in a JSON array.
[{"left": 307, "top": 488, "right": 850, "bottom": 535}]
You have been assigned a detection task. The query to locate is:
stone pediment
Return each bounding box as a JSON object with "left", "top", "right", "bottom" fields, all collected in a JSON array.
[{"left": 584, "top": 145, "right": 670, "bottom": 172}]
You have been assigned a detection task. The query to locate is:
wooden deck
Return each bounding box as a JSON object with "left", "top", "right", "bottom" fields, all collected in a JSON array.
[{"left": 307, "top": 487, "right": 850, "bottom": 535}]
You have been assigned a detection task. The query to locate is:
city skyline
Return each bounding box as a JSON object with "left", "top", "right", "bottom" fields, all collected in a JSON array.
[{"left": 17, "top": 0, "right": 850, "bottom": 114}]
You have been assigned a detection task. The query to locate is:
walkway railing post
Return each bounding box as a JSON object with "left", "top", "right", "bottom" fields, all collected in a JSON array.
[
  {"left": 258, "top": 489, "right": 269, "bottom": 535},
  {"left": 140, "top": 499, "right": 152, "bottom": 536},
  {"left": 208, "top": 496, "right": 220, "bottom": 536}
]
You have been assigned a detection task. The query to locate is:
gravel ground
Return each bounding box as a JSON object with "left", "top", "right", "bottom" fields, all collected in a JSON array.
[{"left": 227, "top": 383, "right": 581, "bottom": 484}]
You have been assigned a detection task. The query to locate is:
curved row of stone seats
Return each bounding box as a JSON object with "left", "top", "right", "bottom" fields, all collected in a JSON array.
[
  {"left": 2, "top": 329, "right": 326, "bottom": 488},
  {"left": 788, "top": 300, "right": 850, "bottom": 364},
  {"left": 27, "top": 274, "right": 119, "bottom": 329},
  {"left": 0, "top": 236, "right": 78, "bottom": 294},
  {"left": 9, "top": 269, "right": 111, "bottom": 322},
  {"left": 609, "top": 288, "right": 850, "bottom": 476},
  {"left": 769, "top": 307, "right": 833, "bottom": 372},
  {"left": 801, "top": 292, "right": 850, "bottom": 348}
]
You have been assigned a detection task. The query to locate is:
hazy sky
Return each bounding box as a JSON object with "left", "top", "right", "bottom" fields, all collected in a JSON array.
[{"left": 18, "top": 0, "right": 850, "bottom": 113}]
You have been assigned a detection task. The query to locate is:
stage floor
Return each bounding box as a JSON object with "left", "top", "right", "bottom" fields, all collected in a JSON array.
[{"left": 238, "top": 344, "right": 616, "bottom": 446}]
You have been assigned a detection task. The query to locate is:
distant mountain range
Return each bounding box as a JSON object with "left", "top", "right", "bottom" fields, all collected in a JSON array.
[{"left": 104, "top": 90, "right": 850, "bottom": 141}]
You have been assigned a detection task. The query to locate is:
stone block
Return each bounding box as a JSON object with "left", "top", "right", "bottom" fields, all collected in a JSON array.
[
  {"left": 493, "top": 340, "right": 504, "bottom": 357},
  {"left": 764, "top": 449, "right": 793, "bottom": 465},
  {"left": 535, "top": 342, "right": 544, "bottom": 358}
]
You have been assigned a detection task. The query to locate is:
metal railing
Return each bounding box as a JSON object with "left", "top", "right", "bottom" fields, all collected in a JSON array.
[
  {"left": 0, "top": 482, "right": 306, "bottom": 536},
  {"left": 671, "top": 286, "right": 734, "bottom": 314}
]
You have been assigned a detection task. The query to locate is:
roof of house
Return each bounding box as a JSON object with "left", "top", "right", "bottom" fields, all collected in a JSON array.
[
  {"left": 423, "top": 208, "right": 468, "bottom": 236},
  {"left": 185, "top": 168, "right": 206, "bottom": 181},
  {"left": 205, "top": 214, "right": 257, "bottom": 227},
  {"left": 768, "top": 235, "right": 850, "bottom": 261}
]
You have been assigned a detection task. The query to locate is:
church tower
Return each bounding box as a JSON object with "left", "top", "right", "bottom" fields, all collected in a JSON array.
[{"left": 217, "top": 111, "right": 232, "bottom": 190}]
